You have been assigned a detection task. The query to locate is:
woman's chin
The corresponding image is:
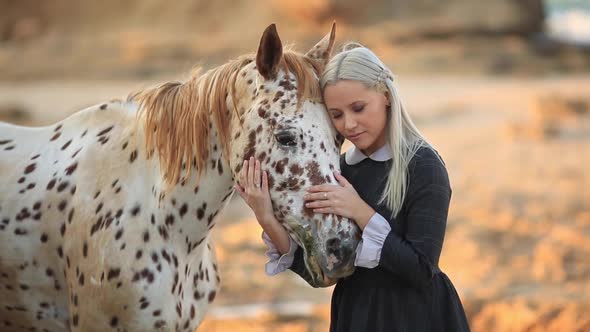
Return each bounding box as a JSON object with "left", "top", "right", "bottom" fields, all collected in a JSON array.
[{"left": 349, "top": 134, "right": 375, "bottom": 147}]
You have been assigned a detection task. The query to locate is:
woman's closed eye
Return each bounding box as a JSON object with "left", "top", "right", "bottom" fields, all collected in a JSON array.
[
  {"left": 330, "top": 111, "right": 343, "bottom": 119},
  {"left": 352, "top": 104, "right": 365, "bottom": 113}
]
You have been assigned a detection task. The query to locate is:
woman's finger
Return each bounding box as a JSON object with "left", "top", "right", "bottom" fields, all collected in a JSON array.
[
  {"left": 305, "top": 189, "right": 342, "bottom": 201},
  {"left": 254, "top": 160, "right": 261, "bottom": 188},
  {"left": 247, "top": 157, "right": 255, "bottom": 188},
  {"left": 304, "top": 192, "right": 325, "bottom": 201},
  {"left": 234, "top": 184, "right": 246, "bottom": 199},
  {"left": 321, "top": 192, "right": 332, "bottom": 201},
  {"left": 334, "top": 171, "right": 350, "bottom": 187},
  {"left": 240, "top": 160, "right": 248, "bottom": 187},
  {"left": 307, "top": 184, "right": 336, "bottom": 193},
  {"left": 313, "top": 207, "right": 333, "bottom": 214},
  {"left": 262, "top": 171, "right": 269, "bottom": 194},
  {"left": 306, "top": 200, "right": 332, "bottom": 209}
]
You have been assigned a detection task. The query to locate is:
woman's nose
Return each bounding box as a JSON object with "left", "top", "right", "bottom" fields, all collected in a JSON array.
[{"left": 343, "top": 115, "right": 357, "bottom": 130}]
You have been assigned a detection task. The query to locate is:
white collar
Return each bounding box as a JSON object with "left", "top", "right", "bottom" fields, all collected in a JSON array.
[{"left": 344, "top": 143, "right": 392, "bottom": 165}]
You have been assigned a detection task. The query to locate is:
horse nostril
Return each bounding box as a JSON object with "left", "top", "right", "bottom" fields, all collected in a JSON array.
[{"left": 326, "top": 238, "right": 341, "bottom": 252}]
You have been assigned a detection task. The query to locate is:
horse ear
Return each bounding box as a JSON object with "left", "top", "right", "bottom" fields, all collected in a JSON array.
[
  {"left": 256, "top": 24, "right": 283, "bottom": 81},
  {"left": 306, "top": 22, "right": 336, "bottom": 66}
]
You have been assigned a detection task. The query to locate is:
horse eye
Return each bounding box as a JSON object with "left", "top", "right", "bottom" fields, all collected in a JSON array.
[{"left": 275, "top": 131, "right": 297, "bottom": 147}]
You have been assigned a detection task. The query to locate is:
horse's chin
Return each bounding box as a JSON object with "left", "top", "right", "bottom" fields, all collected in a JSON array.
[
  {"left": 305, "top": 260, "right": 355, "bottom": 287},
  {"left": 306, "top": 261, "right": 334, "bottom": 287},
  {"left": 283, "top": 216, "right": 355, "bottom": 286},
  {"left": 302, "top": 248, "right": 355, "bottom": 287},
  {"left": 300, "top": 246, "right": 326, "bottom": 286},
  {"left": 323, "top": 264, "right": 355, "bottom": 280}
]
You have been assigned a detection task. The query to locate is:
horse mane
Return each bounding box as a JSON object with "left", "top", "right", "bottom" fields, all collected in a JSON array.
[{"left": 131, "top": 50, "right": 323, "bottom": 189}]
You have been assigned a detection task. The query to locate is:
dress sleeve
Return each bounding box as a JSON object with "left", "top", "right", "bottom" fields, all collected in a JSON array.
[
  {"left": 261, "top": 232, "right": 297, "bottom": 276},
  {"left": 378, "top": 156, "right": 451, "bottom": 289},
  {"left": 354, "top": 212, "right": 392, "bottom": 268}
]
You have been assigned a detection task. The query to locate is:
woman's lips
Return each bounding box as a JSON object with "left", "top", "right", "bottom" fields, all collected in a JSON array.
[{"left": 348, "top": 132, "right": 364, "bottom": 140}]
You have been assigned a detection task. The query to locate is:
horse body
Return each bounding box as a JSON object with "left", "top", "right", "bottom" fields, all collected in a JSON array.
[
  {"left": 0, "top": 24, "right": 361, "bottom": 331},
  {"left": 1, "top": 101, "right": 229, "bottom": 331}
]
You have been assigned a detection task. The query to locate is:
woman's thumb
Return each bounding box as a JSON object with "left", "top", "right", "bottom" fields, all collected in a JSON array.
[
  {"left": 234, "top": 184, "right": 246, "bottom": 198},
  {"left": 334, "top": 171, "right": 350, "bottom": 187}
]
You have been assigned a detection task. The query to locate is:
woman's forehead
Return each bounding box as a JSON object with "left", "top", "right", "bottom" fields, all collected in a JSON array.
[{"left": 323, "top": 80, "right": 379, "bottom": 105}]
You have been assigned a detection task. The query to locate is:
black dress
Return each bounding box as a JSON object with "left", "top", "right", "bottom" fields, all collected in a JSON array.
[{"left": 290, "top": 146, "right": 471, "bottom": 332}]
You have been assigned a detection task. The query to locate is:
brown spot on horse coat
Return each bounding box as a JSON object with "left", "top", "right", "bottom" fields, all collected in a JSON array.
[{"left": 306, "top": 161, "right": 325, "bottom": 185}]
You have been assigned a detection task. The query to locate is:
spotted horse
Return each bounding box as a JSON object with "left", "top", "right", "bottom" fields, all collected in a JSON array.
[{"left": 0, "top": 24, "right": 361, "bottom": 331}]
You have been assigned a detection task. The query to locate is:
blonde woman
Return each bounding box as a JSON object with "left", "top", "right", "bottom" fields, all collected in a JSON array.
[{"left": 236, "top": 44, "right": 470, "bottom": 331}]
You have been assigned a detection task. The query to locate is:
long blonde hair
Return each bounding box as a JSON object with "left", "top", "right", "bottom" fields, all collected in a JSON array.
[{"left": 321, "top": 43, "right": 433, "bottom": 217}]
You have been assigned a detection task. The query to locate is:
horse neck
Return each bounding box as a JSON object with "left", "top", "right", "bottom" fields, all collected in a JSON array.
[
  {"left": 148, "top": 126, "right": 234, "bottom": 253},
  {"left": 133, "top": 67, "right": 243, "bottom": 252}
]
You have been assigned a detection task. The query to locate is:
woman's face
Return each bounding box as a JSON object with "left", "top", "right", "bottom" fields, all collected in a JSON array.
[{"left": 323, "top": 79, "right": 389, "bottom": 155}]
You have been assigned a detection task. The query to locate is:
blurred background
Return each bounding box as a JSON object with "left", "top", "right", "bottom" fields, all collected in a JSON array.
[{"left": 1, "top": 0, "right": 589, "bottom": 331}]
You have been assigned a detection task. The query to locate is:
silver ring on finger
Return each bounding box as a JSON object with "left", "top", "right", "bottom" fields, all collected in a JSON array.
[{"left": 323, "top": 192, "right": 328, "bottom": 199}]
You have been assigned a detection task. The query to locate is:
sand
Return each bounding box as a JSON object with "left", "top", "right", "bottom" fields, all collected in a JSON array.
[{"left": 1, "top": 74, "right": 589, "bottom": 331}]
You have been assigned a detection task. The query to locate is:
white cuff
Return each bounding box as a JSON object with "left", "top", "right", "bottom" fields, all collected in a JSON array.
[
  {"left": 261, "top": 232, "right": 298, "bottom": 276},
  {"left": 354, "top": 212, "right": 391, "bottom": 268}
]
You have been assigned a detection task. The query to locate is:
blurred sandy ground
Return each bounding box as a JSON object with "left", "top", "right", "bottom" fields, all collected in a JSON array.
[{"left": 1, "top": 1, "right": 590, "bottom": 331}]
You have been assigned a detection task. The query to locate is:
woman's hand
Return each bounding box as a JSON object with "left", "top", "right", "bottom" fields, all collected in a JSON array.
[
  {"left": 234, "top": 157, "right": 274, "bottom": 225},
  {"left": 235, "top": 157, "right": 293, "bottom": 254},
  {"left": 304, "top": 171, "right": 375, "bottom": 230}
]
